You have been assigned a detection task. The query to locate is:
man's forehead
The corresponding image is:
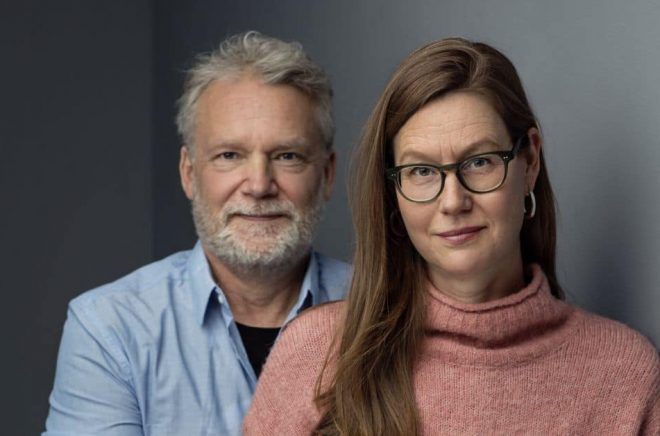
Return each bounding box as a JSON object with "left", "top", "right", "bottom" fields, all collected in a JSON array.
[
  {"left": 198, "top": 75, "right": 309, "bottom": 110},
  {"left": 193, "top": 76, "right": 323, "bottom": 150}
]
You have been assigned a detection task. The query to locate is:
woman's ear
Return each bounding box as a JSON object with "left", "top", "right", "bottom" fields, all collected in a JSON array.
[{"left": 524, "top": 127, "right": 542, "bottom": 191}]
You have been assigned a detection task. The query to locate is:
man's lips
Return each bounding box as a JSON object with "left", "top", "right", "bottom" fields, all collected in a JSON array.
[
  {"left": 437, "top": 226, "right": 485, "bottom": 244},
  {"left": 231, "top": 213, "right": 287, "bottom": 222}
]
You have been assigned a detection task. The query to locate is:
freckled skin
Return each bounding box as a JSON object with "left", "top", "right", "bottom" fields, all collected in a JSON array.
[{"left": 393, "top": 92, "right": 541, "bottom": 303}]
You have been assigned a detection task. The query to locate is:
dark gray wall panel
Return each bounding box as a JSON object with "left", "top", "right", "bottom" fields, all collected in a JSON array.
[{"left": 1, "top": 1, "right": 153, "bottom": 434}]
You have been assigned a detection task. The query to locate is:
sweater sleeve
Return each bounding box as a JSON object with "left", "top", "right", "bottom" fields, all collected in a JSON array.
[{"left": 243, "top": 303, "right": 342, "bottom": 436}]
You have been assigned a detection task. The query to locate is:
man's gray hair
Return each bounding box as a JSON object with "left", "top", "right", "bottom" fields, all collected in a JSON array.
[{"left": 176, "top": 31, "right": 334, "bottom": 155}]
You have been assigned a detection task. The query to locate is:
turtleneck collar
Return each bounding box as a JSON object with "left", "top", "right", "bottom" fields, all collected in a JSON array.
[{"left": 423, "top": 264, "right": 579, "bottom": 366}]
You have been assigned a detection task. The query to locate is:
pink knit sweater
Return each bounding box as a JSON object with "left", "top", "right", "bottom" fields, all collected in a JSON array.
[{"left": 244, "top": 265, "right": 659, "bottom": 435}]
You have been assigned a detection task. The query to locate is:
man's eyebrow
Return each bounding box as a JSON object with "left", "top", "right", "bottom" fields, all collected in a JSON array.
[
  {"left": 207, "top": 140, "right": 243, "bottom": 150},
  {"left": 270, "top": 139, "right": 315, "bottom": 151}
]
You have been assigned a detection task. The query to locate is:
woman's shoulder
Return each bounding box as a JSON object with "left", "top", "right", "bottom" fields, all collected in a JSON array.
[
  {"left": 255, "top": 300, "right": 345, "bottom": 393},
  {"left": 277, "top": 301, "right": 345, "bottom": 355},
  {"left": 261, "top": 301, "right": 345, "bottom": 372},
  {"left": 573, "top": 308, "right": 658, "bottom": 374},
  {"left": 293, "top": 299, "right": 345, "bottom": 327},
  {"left": 244, "top": 303, "right": 345, "bottom": 435}
]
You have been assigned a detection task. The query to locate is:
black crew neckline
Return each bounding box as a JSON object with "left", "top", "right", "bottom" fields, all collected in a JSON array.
[{"left": 235, "top": 322, "right": 281, "bottom": 378}]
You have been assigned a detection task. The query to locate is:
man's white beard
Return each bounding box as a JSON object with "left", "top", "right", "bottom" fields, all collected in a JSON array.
[{"left": 191, "top": 183, "right": 325, "bottom": 274}]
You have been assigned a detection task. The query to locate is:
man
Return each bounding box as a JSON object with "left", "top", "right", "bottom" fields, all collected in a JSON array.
[{"left": 44, "top": 31, "right": 350, "bottom": 435}]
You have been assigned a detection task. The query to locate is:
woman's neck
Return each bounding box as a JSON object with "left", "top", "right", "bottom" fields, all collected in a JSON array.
[{"left": 427, "top": 257, "right": 525, "bottom": 304}]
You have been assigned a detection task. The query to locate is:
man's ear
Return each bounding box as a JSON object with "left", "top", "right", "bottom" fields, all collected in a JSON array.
[
  {"left": 179, "top": 146, "right": 195, "bottom": 200},
  {"left": 524, "top": 127, "right": 542, "bottom": 191},
  {"left": 322, "top": 150, "right": 336, "bottom": 201}
]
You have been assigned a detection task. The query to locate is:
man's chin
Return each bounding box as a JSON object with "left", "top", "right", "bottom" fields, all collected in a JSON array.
[
  {"left": 205, "top": 237, "right": 311, "bottom": 272},
  {"left": 227, "top": 217, "right": 291, "bottom": 235},
  {"left": 233, "top": 243, "right": 285, "bottom": 257}
]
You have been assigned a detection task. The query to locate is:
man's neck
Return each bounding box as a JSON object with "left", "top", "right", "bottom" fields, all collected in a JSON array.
[{"left": 204, "top": 249, "right": 311, "bottom": 328}]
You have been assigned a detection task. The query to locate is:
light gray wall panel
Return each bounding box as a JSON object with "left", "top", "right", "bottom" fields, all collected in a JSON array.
[{"left": 155, "top": 0, "right": 660, "bottom": 344}]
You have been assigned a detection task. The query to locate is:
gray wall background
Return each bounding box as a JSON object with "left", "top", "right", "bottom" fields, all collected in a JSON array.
[
  {"left": 4, "top": 1, "right": 659, "bottom": 434},
  {"left": 2, "top": 1, "right": 153, "bottom": 434}
]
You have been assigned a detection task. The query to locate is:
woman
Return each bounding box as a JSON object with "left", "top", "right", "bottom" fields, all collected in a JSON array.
[{"left": 243, "top": 38, "right": 659, "bottom": 435}]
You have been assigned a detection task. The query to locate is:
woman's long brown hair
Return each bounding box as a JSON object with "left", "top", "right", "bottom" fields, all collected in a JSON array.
[{"left": 315, "top": 38, "right": 562, "bottom": 436}]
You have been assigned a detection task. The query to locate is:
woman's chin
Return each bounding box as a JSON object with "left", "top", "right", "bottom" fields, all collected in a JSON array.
[{"left": 427, "top": 258, "right": 488, "bottom": 281}]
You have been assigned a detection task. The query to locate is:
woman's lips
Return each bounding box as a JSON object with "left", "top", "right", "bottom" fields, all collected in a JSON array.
[{"left": 437, "top": 226, "right": 485, "bottom": 245}]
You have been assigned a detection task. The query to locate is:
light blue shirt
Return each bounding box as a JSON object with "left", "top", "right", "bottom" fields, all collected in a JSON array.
[{"left": 44, "top": 241, "right": 350, "bottom": 436}]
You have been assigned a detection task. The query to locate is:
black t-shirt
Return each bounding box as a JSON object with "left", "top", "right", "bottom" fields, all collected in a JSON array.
[{"left": 235, "top": 322, "right": 280, "bottom": 378}]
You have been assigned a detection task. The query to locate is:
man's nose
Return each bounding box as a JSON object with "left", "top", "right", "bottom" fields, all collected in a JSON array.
[
  {"left": 242, "top": 155, "right": 278, "bottom": 198},
  {"left": 438, "top": 172, "right": 471, "bottom": 215}
]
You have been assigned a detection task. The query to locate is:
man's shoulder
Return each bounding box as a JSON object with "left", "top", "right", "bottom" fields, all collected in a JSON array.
[
  {"left": 315, "top": 252, "right": 350, "bottom": 271},
  {"left": 68, "top": 248, "right": 195, "bottom": 337},
  {"left": 314, "top": 252, "right": 351, "bottom": 300},
  {"left": 72, "top": 249, "right": 191, "bottom": 304}
]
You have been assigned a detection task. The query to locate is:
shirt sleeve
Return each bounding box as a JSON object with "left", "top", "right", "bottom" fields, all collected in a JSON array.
[{"left": 43, "top": 304, "right": 143, "bottom": 436}]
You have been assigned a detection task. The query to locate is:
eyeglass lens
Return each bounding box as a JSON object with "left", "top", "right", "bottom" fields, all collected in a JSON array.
[{"left": 398, "top": 153, "right": 507, "bottom": 201}]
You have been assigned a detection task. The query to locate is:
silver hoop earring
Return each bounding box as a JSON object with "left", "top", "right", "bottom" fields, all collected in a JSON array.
[{"left": 524, "top": 191, "right": 536, "bottom": 219}]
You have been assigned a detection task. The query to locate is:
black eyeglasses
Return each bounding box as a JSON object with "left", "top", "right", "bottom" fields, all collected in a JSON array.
[{"left": 386, "top": 136, "right": 526, "bottom": 203}]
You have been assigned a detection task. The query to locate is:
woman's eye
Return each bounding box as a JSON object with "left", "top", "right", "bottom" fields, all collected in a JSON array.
[
  {"left": 409, "top": 166, "right": 436, "bottom": 177},
  {"left": 463, "top": 156, "right": 492, "bottom": 170}
]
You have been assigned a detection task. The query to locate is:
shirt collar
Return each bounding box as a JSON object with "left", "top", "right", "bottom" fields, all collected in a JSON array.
[
  {"left": 187, "top": 241, "right": 324, "bottom": 326},
  {"left": 283, "top": 251, "right": 320, "bottom": 324},
  {"left": 187, "top": 241, "right": 219, "bottom": 326}
]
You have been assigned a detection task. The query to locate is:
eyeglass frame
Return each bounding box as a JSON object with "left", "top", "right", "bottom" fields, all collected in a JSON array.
[{"left": 386, "top": 135, "right": 528, "bottom": 203}]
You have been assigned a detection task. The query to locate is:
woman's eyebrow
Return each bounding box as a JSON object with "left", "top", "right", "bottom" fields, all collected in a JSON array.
[
  {"left": 397, "top": 139, "right": 501, "bottom": 163},
  {"left": 456, "top": 139, "right": 502, "bottom": 157}
]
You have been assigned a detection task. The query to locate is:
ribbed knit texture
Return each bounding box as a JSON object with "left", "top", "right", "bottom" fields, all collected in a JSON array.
[{"left": 244, "top": 265, "right": 660, "bottom": 435}]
